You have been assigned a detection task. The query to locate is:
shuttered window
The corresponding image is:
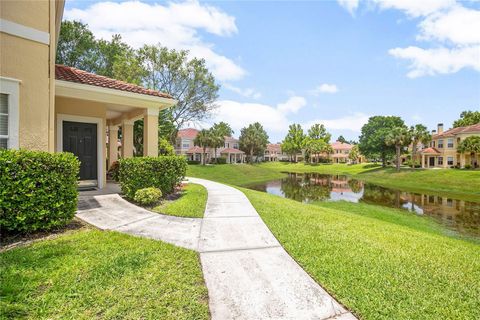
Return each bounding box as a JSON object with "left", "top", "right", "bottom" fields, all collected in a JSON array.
[{"left": 0, "top": 94, "right": 8, "bottom": 149}]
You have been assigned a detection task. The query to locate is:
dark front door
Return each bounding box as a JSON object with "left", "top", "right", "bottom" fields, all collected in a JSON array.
[
  {"left": 429, "top": 157, "right": 435, "bottom": 167},
  {"left": 63, "top": 121, "right": 97, "bottom": 181}
]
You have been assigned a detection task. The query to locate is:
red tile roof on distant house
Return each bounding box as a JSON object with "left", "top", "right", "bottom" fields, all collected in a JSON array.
[
  {"left": 177, "top": 128, "right": 199, "bottom": 139},
  {"left": 186, "top": 146, "right": 209, "bottom": 153},
  {"left": 266, "top": 143, "right": 282, "bottom": 153},
  {"left": 220, "top": 148, "right": 244, "bottom": 154},
  {"left": 55, "top": 64, "right": 172, "bottom": 99},
  {"left": 421, "top": 147, "right": 441, "bottom": 154},
  {"left": 331, "top": 141, "right": 353, "bottom": 150},
  {"left": 434, "top": 123, "right": 480, "bottom": 138}
]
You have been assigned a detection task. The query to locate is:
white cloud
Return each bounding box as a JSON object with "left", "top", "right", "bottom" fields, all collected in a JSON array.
[
  {"left": 418, "top": 6, "right": 480, "bottom": 45},
  {"left": 222, "top": 83, "right": 262, "bottom": 99},
  {"left": 371, "top": 0, "right": 455, "bottom": 17},
  {"left": 310, "top": 84, "right": 339, "bottom": 95},
  {"left": 337, "top": 0, "right": 359, "bottom": 15},
  {"left": 277, "top": 96, "right": 307, "bottom": 114},
  {"left": 304, "top": 113, "right": 370, "bottom": 132},
  {"left": 212, "top": 96, "right": 307, "bottom": 133},
  {"left": 213, "top": 100, "right": 288, "bottom": 133},
  {"left": 64, "top": 0, "right": 245, "bottom": 81},
  {"left": 337, "top": 0, "right": 480, "bottom": 78},
  {"left": 389, "top": 45, "right": 480, "bottom": 78}
]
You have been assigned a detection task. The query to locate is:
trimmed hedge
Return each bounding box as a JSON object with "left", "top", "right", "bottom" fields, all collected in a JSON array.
[
  {"left": 118, "top": 156, "right": 187, "bottom": 200},
  {"left": 0, "top": 149, "right": 80, "bottom": 233},
  {"left": 134, "top": 187, "right": 162, "bottom": 206}
]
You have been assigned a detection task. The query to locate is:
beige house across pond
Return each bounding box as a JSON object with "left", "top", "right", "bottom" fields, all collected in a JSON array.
[
  {"left": 420, "top": 123, "right": 480, "bottom": 169},
  {"left": 0, "top": 0, "right": 177, "bottom": 188}
]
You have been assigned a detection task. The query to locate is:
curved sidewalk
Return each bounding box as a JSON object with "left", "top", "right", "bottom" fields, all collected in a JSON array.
[{"left": 76, "top": 178, "right": 356, "bottom": 320}]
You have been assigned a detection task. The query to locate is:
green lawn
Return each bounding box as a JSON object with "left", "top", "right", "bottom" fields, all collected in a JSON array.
[
  {"left": 240, "top": 188, "right": 480, "bottom": 319},
  {"left": 0, "top": 229, "right": 209, "bottom": 320},
  {"left": 187, "top": 163, "right": 285, "bottom": 186},
  {"left": 153, "top": 183, "right": 207, "bottom": 218},
  {"left": 259, "top": 162, "right": 480, "bottom": 201}
]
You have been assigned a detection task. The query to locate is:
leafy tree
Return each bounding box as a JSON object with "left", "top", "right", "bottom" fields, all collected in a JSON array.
[
  {"left": 194, "top": 129, "right": 212, "bottom": 165},
  {"left": 112, "top": 50, "right": 147, "bottom": 85},
  {"left": 212, "top": 122, "right": 234, "bottom": 137},
  {"left": 410, "top": 124, "right": 431, "bottom": 168},
  {"left": 158, "top": 138, "right": 174, "bottom": 156},
  {"left": 282, "top": 124, "right": 306, "bottom": 162},
  {"left": 308, "top": 124, "right": 331, "bottom": 143},
  {"left": 96, "top": 34, "right": 132, "bottom": 78},
  {"left": 453, "top": 110, "right": 480, "bottom": 128},
  {"left": 239, "top": 122, "right": 269, "bottom": 164},
  {"left": 337, "top": 135, "right": 347, "bottom": 143},
  {"left": 349, "top": 145, "right": 360, "bottom": 164},
  {"left": 457, "top": 136, "right": 480, "bottom": 168},
  {"left": 305, "top": 138, "right": 326, "bottom": 163},
  {"left": 210, "top": 122, "right": 234, "bottom": 162},
  {"left": 137, "top": 45, "right": 219, "bottom": 129},
  {"left": 359, "top": 116, "right": 406, "bottom": 166},
  {"left": 385, "top": 127, "right": 412, "bottom": 171},
  {"left": 323, "top": 144, "right": 334, "bottom": 162},
  {"left": 56, "top": 21, "right": 98, "bottom": 72}
]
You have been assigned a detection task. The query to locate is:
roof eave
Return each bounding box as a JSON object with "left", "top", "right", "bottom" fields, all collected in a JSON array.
[{"left": 55, "top": 80, "right": 177, "bottom": 109}]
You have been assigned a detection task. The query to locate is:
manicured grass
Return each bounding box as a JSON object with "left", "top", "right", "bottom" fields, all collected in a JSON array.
[
  {"left": 187, "top": 163, "right": 285, "bottom": 186},
  {"left": 0, "top": 229, "right": 209, "bottom": 320},
  {"left": 153, "top": 183, "right": 207, "bottom": 218},
  {"left": 240, "top": 188, "right": 480, "bottom": 319}
]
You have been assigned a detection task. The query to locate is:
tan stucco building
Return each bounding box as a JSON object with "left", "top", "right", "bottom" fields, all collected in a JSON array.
[
  {"left": 420, "top": 123, "right": 480, "bottom": 169},
  {"left": 1, "top": 0, "right": 176, "bottom": 188}
]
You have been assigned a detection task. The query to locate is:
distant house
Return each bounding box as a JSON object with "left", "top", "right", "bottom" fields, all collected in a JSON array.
[
  {"left": 420, "top": 123, "right": 480, "bottom": 168},
  {"left": 174, "top": 128, "right": 245, "bottom": 163},
  {"left": 264, "top": 143, "right": 289, "bottom": 161},
  {"left": 331, "top": 141, "right": 352, "bottom": 164}
]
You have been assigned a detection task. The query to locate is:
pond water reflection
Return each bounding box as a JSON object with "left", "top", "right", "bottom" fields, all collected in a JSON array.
[{"left": 247, "top": 172, "right": 480, "bottom": 237}]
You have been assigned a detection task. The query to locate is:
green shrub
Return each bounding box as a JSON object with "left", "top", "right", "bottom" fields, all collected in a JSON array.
[
  {"left": 0, "top": 149, "right": 80, "bottom": 233},
  {"left": 134, "top": 187, "right": 162, "bottom": 206},
  {"left": 119, "top": 156, "right": 187, "bottom": 199},
  {"left": 187, "top": 160, "right": 201, "bottom": 165},
  {"left": 464, "top": 164, "right": 472, "bottom": 169}
]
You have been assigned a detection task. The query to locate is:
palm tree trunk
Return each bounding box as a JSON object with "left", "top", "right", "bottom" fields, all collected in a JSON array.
[
  {"left": 396, "top": 145, "right": 401, "bottom": 171},
  {"left": 411, "top": 143, "right": 416, "bottom": 169},
  {"left": 203, "top": 147, "right": 206, "bottom": 165}
]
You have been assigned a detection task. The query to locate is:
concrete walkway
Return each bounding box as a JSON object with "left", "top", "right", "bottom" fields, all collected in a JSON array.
[{"left": 76, "top": 179, "right": 356, "bottom": 320}]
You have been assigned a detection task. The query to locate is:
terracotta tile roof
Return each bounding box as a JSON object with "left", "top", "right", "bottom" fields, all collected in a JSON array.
[
  {"left": 266, "top": 143, "right": 282, "bottom": 153},
  {"left": 433, "top": 123, "right": 480, "bottom": 138},
  {"left": 177, "top": 128, "right": 199, "bottom": 139},
  {"left": 55, "top": 64, "right": 172, "bottom": 99},
  {"left": 331, "top": 141, "right": 353, "bottom": 150},
  {"left": 220, "top": 148, "right": 244, "bottom": 154},
  {"left": 421, "top": 147, "right": 441, "bottom": 154},
  {"left": 187, "top": 146, "right": 209, "bottom": 153}
]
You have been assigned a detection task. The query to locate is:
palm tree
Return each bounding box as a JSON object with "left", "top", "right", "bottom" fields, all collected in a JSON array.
[
  {"left": 385, "top": 127, "right": 412, "bottom": 171},
  {"left": 348, "top": 145, "right": 360, "bottom": 164},
  {"left": 210, "top": 122, "right": 234, "bottom": 163},
  {"left": 410, "top": 124, "right": 431, "bottom": 168},
  {"left": 323, "top": 144, "right": 334, "bottom": 163},
  {"left": 194, "top": 129, "right": 212, "bottom": 165},
  {"left": 457, "top": 136, "right": 480, "bottom": 168},
  {"left": 239, "top": 122, "right": 269, "bottom": 164}
]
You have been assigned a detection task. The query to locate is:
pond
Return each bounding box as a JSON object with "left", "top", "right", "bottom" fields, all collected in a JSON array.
[{"left": 247, "top": 172, "right": 480, "bottom": 237}]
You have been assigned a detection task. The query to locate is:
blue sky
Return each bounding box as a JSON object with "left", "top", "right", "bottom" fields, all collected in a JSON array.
[{"left": 65, "top": 0, "right": 480, "bottom": 142}]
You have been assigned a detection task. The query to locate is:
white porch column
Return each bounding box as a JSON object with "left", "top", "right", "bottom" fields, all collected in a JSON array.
[
  {"left": 121, "top": 120, "right": 134, "bottom": 159},
  {"left": 421, "top": 154, "right": 425, "bottom": 168},
  {"left": 143, "top": 107, "right": 159, "bottom": 157},
  {"left": 460, "top": 153, "right": 466, "bottom": 168},
  {"left": 108, "top": 125, "right": 119, "bottom": 167}
]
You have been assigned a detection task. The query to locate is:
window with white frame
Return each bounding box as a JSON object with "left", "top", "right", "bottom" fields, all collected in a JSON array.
[
  {"left": 437, "top": 157, "right": 443, "bottom": 165},
  {"left": 447, "top": 156, "right": 454, "bottom": 165},
  {"left": 0, "top": 94, "right": 8, "bottom": 149},
  {"left": 438, "top": 139, "right": 444, "bottom": 148},
  {"left": 447, "top": 138, "right": 454, "bottom": 148},
  {"left": 0, "top": 77, "right": 20, "bottom": 149}
]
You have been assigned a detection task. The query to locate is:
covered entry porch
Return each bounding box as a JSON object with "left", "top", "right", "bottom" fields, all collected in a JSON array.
[{"left": 54, "top": 65, "right": 176, "bottom": 188}]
